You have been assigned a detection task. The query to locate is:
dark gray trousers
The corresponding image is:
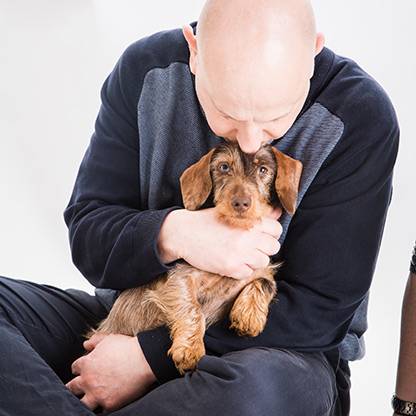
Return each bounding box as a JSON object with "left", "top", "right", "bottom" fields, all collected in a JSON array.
[{"left": 0, "top": 275, "right": 350, "bottom": 415}]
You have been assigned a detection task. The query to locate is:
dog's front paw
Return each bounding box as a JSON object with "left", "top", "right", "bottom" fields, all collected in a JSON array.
[
  {"left": 168, "top": 340, "right": 206, "bottom": 375},
  {"left": 229, "top": 305, "right": 267, "bottom": 337}
]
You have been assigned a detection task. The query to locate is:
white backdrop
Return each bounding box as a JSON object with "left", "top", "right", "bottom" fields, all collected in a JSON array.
[{"left": 1, "top": 1, "right": 415, "bottom": 414}]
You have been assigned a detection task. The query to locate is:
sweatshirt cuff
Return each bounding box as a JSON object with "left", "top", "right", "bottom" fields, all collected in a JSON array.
[
  {"left": 131, "top": 206, "right": 183, "bottom": 284},
  {"left": 137, "top": 326, "right": 181, "bottom": 384}
]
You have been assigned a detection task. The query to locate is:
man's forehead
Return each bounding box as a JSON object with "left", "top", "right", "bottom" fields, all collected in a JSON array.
[
  {"left": 210, "top": 94, "right": 293, "bottom": 123},
  {"left": 207, "top": 81, "right": 307, "bottom": 123}
]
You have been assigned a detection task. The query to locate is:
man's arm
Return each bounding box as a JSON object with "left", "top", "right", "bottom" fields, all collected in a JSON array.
[{"left": 63, "top": 38, "right": 184, "bottom": 290}]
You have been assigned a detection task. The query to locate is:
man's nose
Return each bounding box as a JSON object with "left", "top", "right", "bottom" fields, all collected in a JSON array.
[{"left": 235, "top": 122, "right": 264, "bottom": 154}]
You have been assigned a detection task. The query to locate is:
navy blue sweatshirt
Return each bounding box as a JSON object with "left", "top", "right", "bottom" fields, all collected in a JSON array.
[{"left": 64, "top": 22, "right": 399, "bottom": 383}]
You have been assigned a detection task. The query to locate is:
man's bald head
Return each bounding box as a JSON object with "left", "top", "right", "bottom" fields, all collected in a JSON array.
[
  {"left": 197, "top": 0, "right": 316, "bottom": 69},
  {"left": 183, "top": 0, "right": 324, "bottom": 153}
]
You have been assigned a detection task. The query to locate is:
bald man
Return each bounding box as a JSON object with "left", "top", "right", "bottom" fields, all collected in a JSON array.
[{"left": 0, "top": 0, "right": 399, "bottom": 415}]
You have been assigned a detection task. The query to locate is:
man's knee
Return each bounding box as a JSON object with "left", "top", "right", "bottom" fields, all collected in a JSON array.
[
  {"left": 0, "top": 276, "right": 14, "bottom": 320},
  {"left": 197, "top": 348, "right": 337, "bottom": 416}
]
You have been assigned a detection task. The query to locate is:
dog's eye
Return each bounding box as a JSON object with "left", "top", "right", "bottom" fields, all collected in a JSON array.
[
  {"left": 259, "top": 166, "right": 269, "bottom": 175},
  {"left": 219, "top": 163, "right": 230, "bottom": 173}
]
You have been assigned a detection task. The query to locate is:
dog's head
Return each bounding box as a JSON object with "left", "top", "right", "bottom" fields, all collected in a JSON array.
[{"left": 180, "top": 141, "right": 303, "bottom": 227}]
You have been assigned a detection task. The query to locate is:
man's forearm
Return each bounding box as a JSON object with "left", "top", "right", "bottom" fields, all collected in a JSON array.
[
  {"left": 395, "top": 272, "right": 416, "bottom": 401},
  {"left": 64, "top": 200, "right": 182, "bottom": 289}
]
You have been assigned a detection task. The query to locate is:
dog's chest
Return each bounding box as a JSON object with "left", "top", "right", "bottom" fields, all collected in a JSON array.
[
  {"left": 168, "top": 263, "right": 253, "bottom": 325},
  {"left": 196, "top": 274, "right": 247, "bottom": 317}
]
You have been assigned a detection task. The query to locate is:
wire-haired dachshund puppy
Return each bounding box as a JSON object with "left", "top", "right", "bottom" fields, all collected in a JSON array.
[{"left": 87, "top": 141, "right": 303, "bottom": 375}]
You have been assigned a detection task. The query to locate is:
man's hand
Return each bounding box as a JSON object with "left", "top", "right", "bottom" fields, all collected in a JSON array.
[
  {"left": 66, "top": 334, "right": 157, "bottom": 413},
  {"left": 158, "top": 206, "right": 282, "bottom": 280}
]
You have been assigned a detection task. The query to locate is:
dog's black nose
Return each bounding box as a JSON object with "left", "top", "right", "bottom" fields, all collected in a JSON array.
[{"left": 231, "top": 196, "right": 252, "bottom": 213}]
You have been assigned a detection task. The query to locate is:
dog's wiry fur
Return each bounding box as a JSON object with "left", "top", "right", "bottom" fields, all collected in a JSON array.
[{"left": 87, "top": 142, "right": 303, "bottom": 375}]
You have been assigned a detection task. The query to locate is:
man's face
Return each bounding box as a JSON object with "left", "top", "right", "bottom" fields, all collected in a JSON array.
[{"left": 195, "top": 72, "right": 311, "bottom": 154}]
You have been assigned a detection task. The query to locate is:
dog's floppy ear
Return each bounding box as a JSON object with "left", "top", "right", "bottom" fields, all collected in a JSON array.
[
  {"left": 271, "top": 147, "right": 303, "bottom": 215},
  {"left": 180, "top": 148, "right": 216, "bottom": 210}
]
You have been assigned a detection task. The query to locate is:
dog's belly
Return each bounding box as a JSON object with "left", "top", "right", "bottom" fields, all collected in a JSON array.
[
  {"left": 93, "top": 261, "right": 275, "bottom": 337},
  {"left": 169, "top": 263, "right": 259, "bottom": 327}
]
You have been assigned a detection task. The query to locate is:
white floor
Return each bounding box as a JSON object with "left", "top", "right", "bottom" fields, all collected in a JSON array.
[{"left": 1, "top": 1, "right": 415, "bottom": 414}]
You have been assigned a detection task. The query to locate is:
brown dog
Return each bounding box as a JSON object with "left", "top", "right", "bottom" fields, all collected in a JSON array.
[{"left": 87, "top": 141, "right": 303, "bottom": 374}]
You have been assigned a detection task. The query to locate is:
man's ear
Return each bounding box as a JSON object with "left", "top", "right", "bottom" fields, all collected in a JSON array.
[
  {"left": 180, "top": 148, "right": 216, "bottom": 210},
  {"left": 315, "top": 32, "right": 325, "bottom": 56},
  {"left": 271, "top": 147, "right": 303, "bottom": 215},
  {"left": 182, "top": 25, "right": 198, "bottom": 75}
]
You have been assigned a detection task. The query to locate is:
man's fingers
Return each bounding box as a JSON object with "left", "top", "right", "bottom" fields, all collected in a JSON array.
[
  {"left": 81, "top": 394, "right": 99, "bottom": 411},
  {"left": 66, "top": 377, "right": 84, "bottom": 396},
  {"left": 254, "top": 218, "right": 282, "bottom": 239},
  {"left": 71, "top": 357, "right": 83, "bottom": 376},
  {"left": 257, "top": 237, "right": 281, "bottom": 257},
  {"left": 245, "top": 250, "right": 270, "bottom": 272},
  {"left": 237, "top": 264, "right": 256, "bottom": 280},
  {"left": 83, "top": 333, "right": 107, "bottom": 351},
  {"left": 66, "top": 377, "right": 99, "bottom": 411}
]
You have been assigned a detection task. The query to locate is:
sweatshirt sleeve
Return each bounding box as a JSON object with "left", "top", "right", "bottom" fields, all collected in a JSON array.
[
  {"left": 137, "top": 83, "right": 400, "bottom": 383},
  {"left": 63, "top": 41, "right": 182, "bottom": 290}
]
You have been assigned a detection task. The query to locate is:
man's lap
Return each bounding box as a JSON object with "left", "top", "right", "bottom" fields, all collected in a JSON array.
[
  {"left": 109, "top": 348, "right": 338, "bottom": 416},
  {"left": 0, "top": 274, "right": 107, "bottom": 383},
  {"left": 0, "top": 275, "right": 341, "bottom": 415}
]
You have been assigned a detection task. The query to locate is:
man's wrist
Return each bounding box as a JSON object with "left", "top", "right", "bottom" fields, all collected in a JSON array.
[{"left": 157, "top": 209, "right": 186, "bottom": 264}]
